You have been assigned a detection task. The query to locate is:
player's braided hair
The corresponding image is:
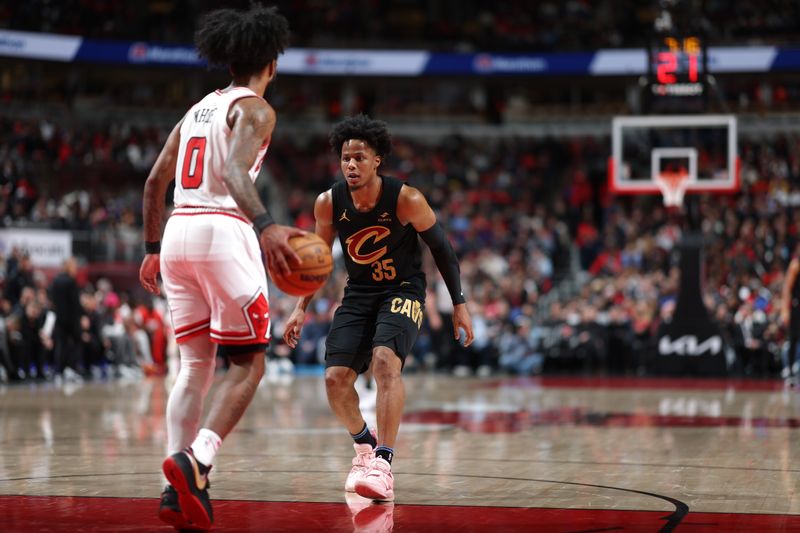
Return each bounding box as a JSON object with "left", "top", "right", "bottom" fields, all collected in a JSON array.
[
  {"left": 329, "top": 114, "right": 393, "bottom": 158},
  {"left": 195, "top": 4, "right": 290, "bottom": 78}
]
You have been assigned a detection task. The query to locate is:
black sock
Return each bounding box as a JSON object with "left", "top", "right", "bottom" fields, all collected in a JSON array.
[
  {"left": 375, "top": 446, "right": 394, "bottom": 464},
  {"left": 350, "top": 423, "right": 377, "bottom": 447}
]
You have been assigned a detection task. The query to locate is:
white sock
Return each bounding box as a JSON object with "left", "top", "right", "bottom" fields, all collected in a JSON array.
[{"left": 191, "top": 428, "right": 222, "bottom": 467}]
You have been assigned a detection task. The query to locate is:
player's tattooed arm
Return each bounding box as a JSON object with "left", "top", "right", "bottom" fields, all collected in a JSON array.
[
  {"left": 224, "top": 98, "right": 277, "bottom": 221},
  {"left": 142, "top": 118, "right": 182, "bottom": 245},
  {"left": 225, "top": 97, "right": 304, "bottom": 275},
  {"left": 140, "top": 118, "right": 182, "bottom": 294}
]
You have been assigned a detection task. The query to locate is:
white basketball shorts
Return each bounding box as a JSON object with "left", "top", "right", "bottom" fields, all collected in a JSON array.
[{"left": 160, "top": 207, "right": 270, "bottom": 347}]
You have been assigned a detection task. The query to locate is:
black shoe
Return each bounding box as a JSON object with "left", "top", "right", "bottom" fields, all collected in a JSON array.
[
  {"left": 158, "top": 485, "right": 190, "bottom": 530},
  {"left": 162, "top": 448, "right": 214, "bottom": 531}
]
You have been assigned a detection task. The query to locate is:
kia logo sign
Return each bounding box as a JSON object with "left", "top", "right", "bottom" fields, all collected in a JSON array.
[{"left": 658, "top": 335, "right": 723, "bottom": 356}]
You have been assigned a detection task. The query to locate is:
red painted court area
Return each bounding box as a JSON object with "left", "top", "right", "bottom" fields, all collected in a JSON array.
[
  {"left": 477, "top": 376, "right": 789, "bottom": 392},
  {"left": 2, "top": 495, "right": 800, "bottom": 532},
  {"left": 402, "top": 407, "right": 800, "bottom": 433}
]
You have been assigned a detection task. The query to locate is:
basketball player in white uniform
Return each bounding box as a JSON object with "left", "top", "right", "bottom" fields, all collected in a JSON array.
[{"left": 138, "top": 6, "right": 300, "bottom": 530}]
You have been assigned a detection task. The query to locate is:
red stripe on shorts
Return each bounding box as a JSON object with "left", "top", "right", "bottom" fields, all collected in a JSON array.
[
  {"left": 175, "top": 326, "right": 211, "bottom": 343},
  {"left": 210, "top": 336, "right": 270, "bottom": 346},
  {"left": 171, "top": 211, "right": 250, "bottom": 224},
  {"left": 175, "top": 318, "right": 212, "bottom": 335},
  {"left": 210, "top": 328, "right": 257, "bottom": 338}
]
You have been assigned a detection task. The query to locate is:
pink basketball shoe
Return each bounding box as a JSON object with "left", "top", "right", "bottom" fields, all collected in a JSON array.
[
  {"left": 345, "top": 443, "right": 375, "bottom": 492},
  {"left": 354, "top": 457, "right": 394, "bottom": 501}
]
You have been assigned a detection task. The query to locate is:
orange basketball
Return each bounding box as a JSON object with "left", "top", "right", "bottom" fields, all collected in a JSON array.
[{"left": 269, "top": 233, "right": 333, "bottom": 296}]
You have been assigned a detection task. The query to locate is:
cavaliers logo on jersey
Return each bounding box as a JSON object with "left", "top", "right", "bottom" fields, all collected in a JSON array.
[{"left": 345, "top": 226, "right": 390, "bottom": 265}]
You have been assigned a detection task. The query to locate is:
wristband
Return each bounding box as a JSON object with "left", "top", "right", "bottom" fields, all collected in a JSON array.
[
  {"left": 253, "top": 212, "right": 275, "bottom": 234},
  {"left": 145, "top": 241, "right": 161, "bottom": 254}
]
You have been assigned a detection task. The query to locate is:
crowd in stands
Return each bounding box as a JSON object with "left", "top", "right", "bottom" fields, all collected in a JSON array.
[
  {"left": 2, "top": 109, "right": 800, "bottom": 382},
  {"left": 0, "top": 249, "right": 171, "bottom": 384},
  {"left": 0, "top": 116, "right": 164, "bottom": 202},
  {"left": 0, "top": 116, "right": 161, "bottom": 260},
  {"left": 3, "top": 1, "right": 799, "bottom": 50},
  {"left": 503, "top": 133, "right": 800, "bottom": 378}
]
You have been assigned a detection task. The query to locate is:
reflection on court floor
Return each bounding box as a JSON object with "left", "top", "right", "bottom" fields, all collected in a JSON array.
[{"left": 2, "top": 375, "right": 800, "bottom": 532}]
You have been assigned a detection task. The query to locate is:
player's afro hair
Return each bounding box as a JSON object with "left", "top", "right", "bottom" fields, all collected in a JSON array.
[
  {"left": 195, "top": 4, "right": 290, "bottom": 78},
  {"left": 329, "top": 114, "right": 393, "bottom": 158}
]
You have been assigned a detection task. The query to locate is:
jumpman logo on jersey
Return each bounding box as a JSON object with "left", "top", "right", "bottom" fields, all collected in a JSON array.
[{"left": 339, "top": 209, "right": 350, "bottom": 222}]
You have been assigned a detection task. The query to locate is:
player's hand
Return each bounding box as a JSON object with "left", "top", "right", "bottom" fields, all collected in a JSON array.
[
  {"left": 260, "top": 224, "right": 307, "bottom": 277},
  {"left": 781, "top": 309, "right": 790, "bottom": 327},
  {"left": 283, "top": 307, "right": 305, "bottom": 348},
  {"left": 452, "top": 302, "right": 474, "bottom": 347},
  {"left": 139, "top": 254, "right": 161, "bottom": 295}
]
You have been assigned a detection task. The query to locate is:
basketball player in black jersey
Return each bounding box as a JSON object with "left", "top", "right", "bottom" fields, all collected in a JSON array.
[{"left": 283, "top": 115, "right": 473, "bottom": 501}]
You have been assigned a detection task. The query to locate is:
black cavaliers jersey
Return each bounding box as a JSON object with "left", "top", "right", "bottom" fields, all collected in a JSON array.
[{"left": 332, "top": 175, "right": 423, "bottom": 288}]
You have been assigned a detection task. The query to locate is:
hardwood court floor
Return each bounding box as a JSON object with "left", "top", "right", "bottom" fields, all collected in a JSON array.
[{"left": 2, "top": 374, "right": 800, "bottom": 532}]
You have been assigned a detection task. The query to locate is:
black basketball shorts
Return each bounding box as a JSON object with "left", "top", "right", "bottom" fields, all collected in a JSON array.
[{"left": 325, "top": 277, "right": 426, "bottom": 374}]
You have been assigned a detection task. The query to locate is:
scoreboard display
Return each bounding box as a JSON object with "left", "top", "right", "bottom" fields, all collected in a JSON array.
[{"left": 646, "top": 33, "right": 708, "bottom": 112}]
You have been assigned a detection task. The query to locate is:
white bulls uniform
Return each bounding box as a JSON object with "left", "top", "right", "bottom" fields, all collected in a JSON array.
[{"left": 160, "top": 87, "right": 270, "bottom": 347}]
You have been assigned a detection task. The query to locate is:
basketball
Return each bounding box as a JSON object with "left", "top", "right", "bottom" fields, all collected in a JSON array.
[{"left": 269, "top": 233, "right": 333, "bottom": 296}]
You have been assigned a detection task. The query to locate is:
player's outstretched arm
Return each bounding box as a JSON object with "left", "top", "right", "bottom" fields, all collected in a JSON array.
[
  {"left": 398, "top": 185, "right": 474, "bottom": 347},
  {"left": 225, "top": 98, "right": 305, "bottom": 276},
  {"left": 139, "top": 119, "right": 182, "bottom": 295},
  {"left": 284, "top": 191, "right": 336, "bottom": 348}
]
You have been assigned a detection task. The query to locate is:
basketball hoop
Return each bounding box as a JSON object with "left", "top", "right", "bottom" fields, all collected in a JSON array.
[{"left": 655, "top": 170, "right": 691, "bottom": 208}]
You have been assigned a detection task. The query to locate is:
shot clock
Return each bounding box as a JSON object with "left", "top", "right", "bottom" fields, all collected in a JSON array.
[{"left": 646, "top": 33, "right": 708, "bottom": 113}]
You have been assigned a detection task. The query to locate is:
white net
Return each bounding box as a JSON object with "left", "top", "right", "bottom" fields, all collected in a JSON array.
[{"left": 655, "top": 171, "right": 691, "bottom": 207}]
